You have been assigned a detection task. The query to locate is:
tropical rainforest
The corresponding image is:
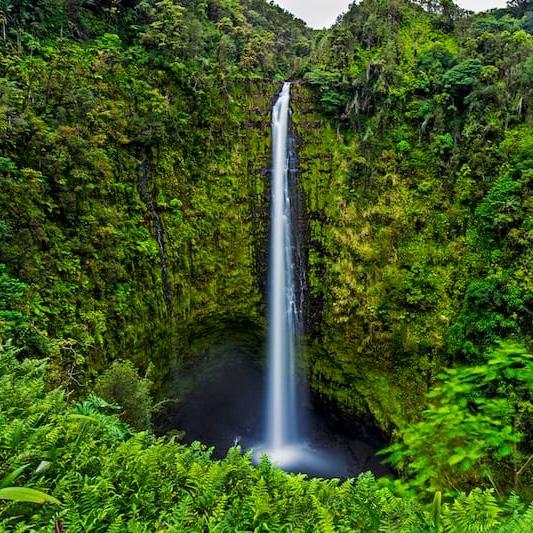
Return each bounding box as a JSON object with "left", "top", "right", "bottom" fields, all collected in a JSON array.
[{"left": 0, "top": 0, "right": 532, "bottom": 530}]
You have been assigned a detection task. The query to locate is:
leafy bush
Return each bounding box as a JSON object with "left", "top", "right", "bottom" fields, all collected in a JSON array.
[
  {"left": 95, "top": 360, "right": 153, "bottom": 430},
  {"left": 476, "top": 174, "right": 523, "bottom": 236},
  {"left": 0, "top": 265, "right": 27, "bottom": 342},
  {"left": 383, "top": 342, "right": 533, "bottom": 496},
  {"left": 304, "top": 68, "right": 348, "bottom": 115}
]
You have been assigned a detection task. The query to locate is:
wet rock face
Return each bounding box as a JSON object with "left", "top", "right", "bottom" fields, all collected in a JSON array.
[
  {"left": 138, "top": 157, "right": 173, "bottom": 315},
  {"left": 288, "top": 87, "right": 322, "bottom": 338},
  {"left": 288, "top": 108, "right": 310, "bottom": 335}
]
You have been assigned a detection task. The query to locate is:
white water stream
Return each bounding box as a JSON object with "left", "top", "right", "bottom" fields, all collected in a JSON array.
[{"left": 265, "top": 82, "right": 300, "bottom": 454}]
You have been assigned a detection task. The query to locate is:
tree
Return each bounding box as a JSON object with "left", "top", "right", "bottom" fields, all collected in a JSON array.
[
  {"left": 442, "top": 59, "right": 483, "bottom": 97},
  {"left": 476, "top": 173, "right": 522, "bottom": 236},
  {"left": 433, "top": 0, "right": 463, "bottom": 31},
  {"left": 507, "top": 0, "right": 532, "bottom": 18},
  {"left": 304, "top": 68, "right": 347, "bottom": 115},
  {"left": 137, "top": 0, "right": 185, "bottom": 55}
]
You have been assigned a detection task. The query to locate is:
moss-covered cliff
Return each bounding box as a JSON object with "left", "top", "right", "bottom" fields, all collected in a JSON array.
[
  {"left": 289, "top": 0, "right": 532, "bottom": 432},
  {"left": 1, "top": 64, "right": 281, "bottom": 385},
  {"left": 0, "top": 0, "right": 307, "bottom": 387},
  {"left": 291, "top": 83, "right": 429, "bottom": 431}
]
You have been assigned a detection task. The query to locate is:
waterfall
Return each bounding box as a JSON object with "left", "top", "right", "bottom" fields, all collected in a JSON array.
[
  {"left": 253, "top": 84, "right": 358, "bottom": 476},
  {"left": 265, "top": 82, "right": 302, "bottom": 454}
]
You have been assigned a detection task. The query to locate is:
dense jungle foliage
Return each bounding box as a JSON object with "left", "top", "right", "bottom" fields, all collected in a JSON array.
[
  {"left": 0, "top": 344, "right": 532, "bottom": 531},
  {"left": 0, "top": 0, "right": 532, "bottom": 530},
  {"left": 301, "top": 0, "right": 533, "bottom": 428}
]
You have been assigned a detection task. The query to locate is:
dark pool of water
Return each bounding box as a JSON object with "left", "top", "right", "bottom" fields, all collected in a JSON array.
[{"left": 155, "top": 339, "right": 392, "bottom": 479}]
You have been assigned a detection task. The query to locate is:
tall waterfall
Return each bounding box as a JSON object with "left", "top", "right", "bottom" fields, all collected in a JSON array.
[
  {"left": 253, "top": 84, "right": 370, "bottom": 477},
  {"left": 265, "top": 82, "right": 302, "bottom": 453}
]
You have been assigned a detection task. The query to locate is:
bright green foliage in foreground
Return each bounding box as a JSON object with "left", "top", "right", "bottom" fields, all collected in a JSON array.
[
  {"left": 383, "top": 342, "right": 533, "bottom": 496},
  {"left": 0, "top": 487, "right": 61, "bottom": 506},
  {"left": 1, "top": 343, "right": 532, "bottom": 532}
]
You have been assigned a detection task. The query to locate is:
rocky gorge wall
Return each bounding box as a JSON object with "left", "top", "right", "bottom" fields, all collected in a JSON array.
[
  {"left": 0, "top": 58, "right": 279, "bottom": 387},
  {"left": 291, "top": 83, "right": 436, "bottom": 433},
  {"left": 5, "top": 55, "right": 523, "bottom": 436}
]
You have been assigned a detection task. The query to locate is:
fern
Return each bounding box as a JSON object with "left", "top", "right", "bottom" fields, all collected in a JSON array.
[
  {"left": 251, "top": 477, "right": 271, "bottom": 522},
  {"left": 312, "top": 494, "right": 336, "bottom": 533},
  {"left": 207, "top": 494, "right": 229, "bottom": 531},
  {"left": 441, "top": 489, "right": 502, "bottom": 533},
  {"left": 72, "top": 396, "right": 128, "bottom": 441},
  {"left": 499, "top": 500, "right": 533, "bottom": 533}
]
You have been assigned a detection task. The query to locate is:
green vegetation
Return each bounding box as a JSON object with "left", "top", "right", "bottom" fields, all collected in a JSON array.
[
  {"left": 0, "top": 0, "right": 532, "bottom": 530},
  {"left": 95, "top": 360, "right": 153, "bottom": 430},
  {"left": 298, "top": 0, "right": 532, "bottom": 430},
  {"left": 382, "top": 342, "right": 532, "bottom": 497},
  {"left": 0, "top": 0, "right": 310, "bottom": 381},
  {"left": 1, "top": 344, "right": 532, "bottom": 531}
]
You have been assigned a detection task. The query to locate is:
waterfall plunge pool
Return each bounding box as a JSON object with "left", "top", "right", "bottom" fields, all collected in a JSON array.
[{"left": 154, "top": 336, "right": 392, "bottom": 479}]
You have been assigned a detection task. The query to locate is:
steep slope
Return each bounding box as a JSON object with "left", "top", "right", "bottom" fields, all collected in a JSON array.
[
  {"left": 293, "top": 0, "right": 532, "bottom": 430},
  {"left": 0, "top": 0, "right": 311, "bottom": 384}
]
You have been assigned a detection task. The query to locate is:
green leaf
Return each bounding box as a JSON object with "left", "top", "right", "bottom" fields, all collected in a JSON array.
[
  {"left": 432, "top": 491, "right": 442, "bottom": 527},
  {"left": 448, "top": 454, "right": 464, "bottom": 466},
  {"left": 67, "top": 413, "right": 101, "bottom": 423},
  {"left": 0, "top": 487, "right": 61, "bottom": 505},
  {"left": 497, "top": 444, "right": 514, "bottom": 458},
  {"left": 0, "top": 464, "right": 30, "bottom": 488}
]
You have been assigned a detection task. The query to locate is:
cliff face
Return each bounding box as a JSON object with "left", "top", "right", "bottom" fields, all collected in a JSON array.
[
  {"left": 286, "top": 0, "right": 533, "bottom": 432},
  {"left": 291, "top": 83, "right": 428, "bottom": 431},
  {"left": 292, "top": 70, "right": 531, "bottom": 434},
  {"left": 135, "top": 81, "right": 278, "bottom": 383},
  {"left": 0, "top": 59, "right": 429, "bottom": 430},
  {"left": 2, "top": 0, "right": 531, "bottom": 435},
  {"left": 0, "top": 0, "right": 313, "bottom": 388},
  {"left": 0, "top": 62, "right": 279, "bottom": 385}
]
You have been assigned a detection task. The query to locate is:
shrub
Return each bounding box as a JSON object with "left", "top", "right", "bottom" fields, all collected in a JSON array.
[
  {"left": 382, "top": 342, "right": 533, "bottom": 496},
  {"left": 95, "top": 360, "right": 153, "bottom": 430}
]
